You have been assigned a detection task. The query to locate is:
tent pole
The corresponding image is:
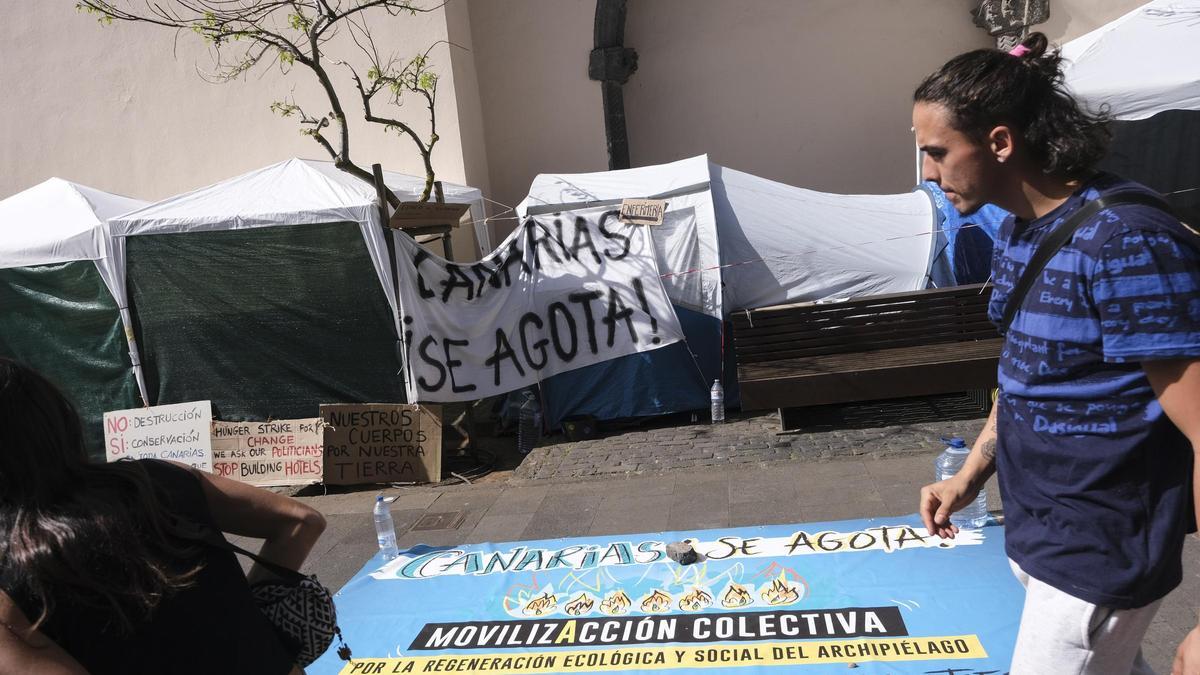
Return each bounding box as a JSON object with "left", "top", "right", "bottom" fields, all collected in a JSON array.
[
  {"left": 915, "top": 138, "right": 923, "bottom": 187},
  {"left": 374, "top": 163, "right": 408, "bottom": 395}
]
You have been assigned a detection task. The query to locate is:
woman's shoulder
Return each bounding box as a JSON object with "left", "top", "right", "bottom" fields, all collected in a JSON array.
[{"left": 131, "top": 459, "right": 214, "bottom": 527}]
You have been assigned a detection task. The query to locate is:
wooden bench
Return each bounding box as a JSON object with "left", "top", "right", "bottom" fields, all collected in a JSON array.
[{"left": 731, "top": 284, "right": 1001, "bottom": 421}]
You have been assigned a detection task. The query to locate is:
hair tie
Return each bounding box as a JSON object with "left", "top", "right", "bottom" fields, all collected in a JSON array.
[{"left": 1008, "top": 44, "right": 1031, "bottom": 58}]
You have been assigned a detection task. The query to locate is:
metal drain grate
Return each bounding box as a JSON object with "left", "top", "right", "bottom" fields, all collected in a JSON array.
[{"left": 413, "top": 511, "right": 467, "bottom": 531}]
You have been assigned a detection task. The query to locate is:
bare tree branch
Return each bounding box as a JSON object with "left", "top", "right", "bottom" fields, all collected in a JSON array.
[{"left": 77, "top": 0, "right": 439, "bottom": 205}]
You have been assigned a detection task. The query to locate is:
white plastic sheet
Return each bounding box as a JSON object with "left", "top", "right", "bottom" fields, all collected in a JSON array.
[{"left": 1062, "top": 0, "right": 1200, "bottom": 121}]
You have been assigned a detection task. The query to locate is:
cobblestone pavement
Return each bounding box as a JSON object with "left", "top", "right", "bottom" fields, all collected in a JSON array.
[{"left": 513, "top": 409, "right": 989, "bottom": 482}]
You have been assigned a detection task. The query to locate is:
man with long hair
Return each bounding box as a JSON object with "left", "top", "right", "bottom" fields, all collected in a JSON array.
[{"left": 914, "top": 33, "right": 1200, "bottom": 673}]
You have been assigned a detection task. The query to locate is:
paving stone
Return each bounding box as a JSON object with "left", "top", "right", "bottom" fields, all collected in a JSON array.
[
  {"left": 487, "top": 487, "right": 550, "bottom": 515},
  {"left": 464, "top": 513, "right": 537, "bottom": 544},
  {"left": 802, "top": 498, "right": 890, "bottom": 523},
  {"left": 729, "top": 500, "right": 805, "bottom": 528}
]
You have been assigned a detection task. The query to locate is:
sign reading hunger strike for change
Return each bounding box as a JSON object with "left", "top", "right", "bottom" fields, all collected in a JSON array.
[
  {"left": 104, "top": 401, "right": 213, "bottom": 472},
  {"left": 211, "top": 418, "right": 324, "bottom": 487},
  {"left": 394, "top": 207, "right": 685, "bottom": 402},
  {"left": 308, "top": 515, "right": 1023, "bottom": 674}
]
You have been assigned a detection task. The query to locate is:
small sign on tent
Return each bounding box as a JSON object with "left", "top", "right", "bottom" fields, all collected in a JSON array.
[
  {"left": 211, "top": 418, "right": 324, "bottom": 486},
  {"left": 390, "top": 202, "right": 470, "bottom": 230},
  {"left": 321, "top": 403, "right": 442, "bottom": 485},
  {"left": 104, "top": 401, "right": 213, "bottom": 472},
  {"left": 619, "top": 198, "right": 667, "bottom": 226}
]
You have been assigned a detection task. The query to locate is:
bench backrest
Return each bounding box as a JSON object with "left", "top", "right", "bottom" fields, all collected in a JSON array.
[{"left": 731, "top": 283, "right": 997, "bottom": 365}]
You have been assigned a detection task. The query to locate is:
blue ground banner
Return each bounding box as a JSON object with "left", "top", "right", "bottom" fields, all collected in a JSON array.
[{"left": 311, "top": 515, "right": 1021, "bottom": 674}]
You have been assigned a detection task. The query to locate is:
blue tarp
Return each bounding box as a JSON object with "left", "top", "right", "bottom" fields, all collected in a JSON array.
[
  {"left": 311, "top": 514, "right": 1021, "bottom": 674},
  {"left": 923, "top": 183, "right": 1008, "bottom": 288},
  {"left": 538, "top": 306, "right": 738, "bottom": 429}
]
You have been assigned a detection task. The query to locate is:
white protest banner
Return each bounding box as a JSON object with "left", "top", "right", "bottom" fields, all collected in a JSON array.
[
  {"left": 104, "top": 401, "right": 213, "bottom": 472},
  {"left": 394, "top": 207, "right": 685, "bottom": 402},
  {"left": 211, "top": 418, "right": 324, "bottom": 486}
]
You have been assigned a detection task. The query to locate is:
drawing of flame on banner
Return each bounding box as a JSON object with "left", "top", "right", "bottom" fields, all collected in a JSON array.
[
  {"left": 678, "top": 587, "right": 714, "bottom": 612},
  {"left": 522, "top": 591, "right": 558, "bottom": 616},
  {"left": 599, "top": 590, "right": 632, "bottom": 615},
  {"left": 640, "top": 589, "right": 673, "bottom": 613},
  {"left": 761, "top": 573, "right": 803, "bottom": 606},
  {"left": 720, "top": 582, "right": 754, "bottom": 608},
  {"left": 564, "top": 593, "right": 595, "bottom": 616}
]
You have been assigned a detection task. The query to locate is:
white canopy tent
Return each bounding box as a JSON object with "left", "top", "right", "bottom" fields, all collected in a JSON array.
[
  {"left": 0, "top": 177, "right": 144, "bottom": 281},
  {"left": 107, "top": 158, "right": 488, "bottom": 420},
  {"left": 1062, "top": 0, "right": 1200, "bottom": 120},
  {"left": 109, "top": 157, "right": 489, "bottom": 329},
  {"left": 0, "top": 178, "right": 150, "bottom": 402},
  {"left": 0, "top": 179, "right": 150, "bottom": 454},
  {"left": 1062, "top": 1, "right": 1200, "bottom": 224},
  {"left": 517, "top": 155, "right": 938, "bottom": 317},
  {"left": 515, "top": 155, "right": 939, "bottom": 427}
]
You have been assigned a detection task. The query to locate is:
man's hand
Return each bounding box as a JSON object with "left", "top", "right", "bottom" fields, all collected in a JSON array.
[
  {"left": 1173, "top": 624, "right": 1200, "bottom": 675},
  {"left": 919, "top": 474, "right": 980, "bottom": 539}
]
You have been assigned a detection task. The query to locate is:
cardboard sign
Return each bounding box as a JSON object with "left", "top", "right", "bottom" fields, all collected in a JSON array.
[
  {"left": 309, "top": 515, "right": 1023, "bottom": 674},
  {"left": 104, "top": 401, "right": 213, "bottom": 472},
  {"left": 619, "top": 198, "right": 667, "bottom": 226},
  {"left": 211, "top": 418, "right": 325, "bottom": 487},
  {"left": 320, "top": 403, "right": 442, "bottom": 485},
  {"left": 390, "top": 201, "right": 470, "bottom": 230}
]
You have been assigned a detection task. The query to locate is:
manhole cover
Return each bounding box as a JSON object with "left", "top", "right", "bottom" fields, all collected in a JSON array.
[{"left": 413, "top": 511, "right": 466, "bottom": 531}]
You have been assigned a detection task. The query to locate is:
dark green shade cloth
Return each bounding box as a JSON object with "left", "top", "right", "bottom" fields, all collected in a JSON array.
[
  {"left": 0, "top": 261, "right": 139, "bottom": 460},
  {"left": 126, "top": 221, "right": 405, "bottom": 421}
]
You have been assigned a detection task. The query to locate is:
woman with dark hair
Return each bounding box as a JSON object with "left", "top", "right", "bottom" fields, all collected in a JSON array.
[
  {"left": 913, "top": 33, "right": 1200, "bottom": 673},
  {"left": 0, "top": 358, "right": 326, "bottom": 673}
]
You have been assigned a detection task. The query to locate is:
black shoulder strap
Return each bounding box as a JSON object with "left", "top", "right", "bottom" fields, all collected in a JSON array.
[
  {"left": 201, "top": 529, "right": 307, "bottom": 583},
  {"left": 1000, "top": 191, "right": 1177, "bottom": 332}
]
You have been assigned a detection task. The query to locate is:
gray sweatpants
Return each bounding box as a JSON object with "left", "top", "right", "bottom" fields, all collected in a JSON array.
[{"left": 1009, "top": 560, "right": 1162, "bottom": 675}]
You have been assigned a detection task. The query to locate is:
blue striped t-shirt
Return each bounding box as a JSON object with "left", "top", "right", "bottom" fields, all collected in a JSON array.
[{"left": 989, "top": 173, "right": 1200, "bottom": 608}]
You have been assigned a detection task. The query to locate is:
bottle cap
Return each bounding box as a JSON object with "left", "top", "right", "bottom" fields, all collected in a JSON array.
[{"left": 376, "top": 494, "right": 385, "bottom": 502}]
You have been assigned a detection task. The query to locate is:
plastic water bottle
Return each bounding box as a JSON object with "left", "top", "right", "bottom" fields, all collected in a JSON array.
[
  {"left": 710, "top": 380, "right": 725, "bottom": 424},
  {"left": 517, "top": 390, "right": 541, "bottom": 454},
  {"left": 373, "top": 495, "right": 398, "bottom": 560},
  {"left": 934, "top": 437, "right": 989, "bottom": 528}
]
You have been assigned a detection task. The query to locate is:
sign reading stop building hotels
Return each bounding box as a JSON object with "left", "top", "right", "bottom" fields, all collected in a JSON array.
[{"left": 104, "top": 401, "right": 214, "bottom": 472}]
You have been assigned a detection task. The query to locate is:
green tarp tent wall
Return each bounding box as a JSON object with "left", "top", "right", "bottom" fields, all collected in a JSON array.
[
  {"left": 107, "top": 158, "right": 484, "bottom": 422},
  {"left": 0, "top": 179, "right": 149, "bottom": 458}
]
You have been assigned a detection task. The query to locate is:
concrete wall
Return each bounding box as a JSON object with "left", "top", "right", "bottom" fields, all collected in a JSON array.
[{"left": 0, "top": 1, "right": 480, "bottom": 257}]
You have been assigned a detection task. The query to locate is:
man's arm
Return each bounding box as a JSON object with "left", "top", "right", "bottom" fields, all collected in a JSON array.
[
  {"left": 919, "top": 402, "right": 999, "bottom": 539},
  {"left": 1141, "top": 357, "right": 1200, "bottom": 675}
]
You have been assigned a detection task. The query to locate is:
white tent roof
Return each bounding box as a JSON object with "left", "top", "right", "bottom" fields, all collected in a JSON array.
[
  {"left": 517, "top": 155, "right": 936, "bottom": 316},
  {"left": 110, "top": 157, "right": 488, "bottom": 251},
  {"left": 0, "top": 178, "right": 146, "bottom": 269},
  {"left": 1062, "top": 0, "right": 1200, "bottom": 120}
]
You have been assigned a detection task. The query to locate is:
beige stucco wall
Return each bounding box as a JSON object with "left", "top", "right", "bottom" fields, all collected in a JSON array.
[
  {"left": 3, "top": 1, "right": 1156, "bottom": 252},
  {"left": 1040, "top": 0, "right": 1148, "bottom": 44},
  {"left": 622, "top": 0, "right": 991, "bottom": 196},
  {"left": 0, "top": 1, "right": 480, "bottom": 258},
  {"left": 466, "top": 0, "right": 608, "bottom": 241}
]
